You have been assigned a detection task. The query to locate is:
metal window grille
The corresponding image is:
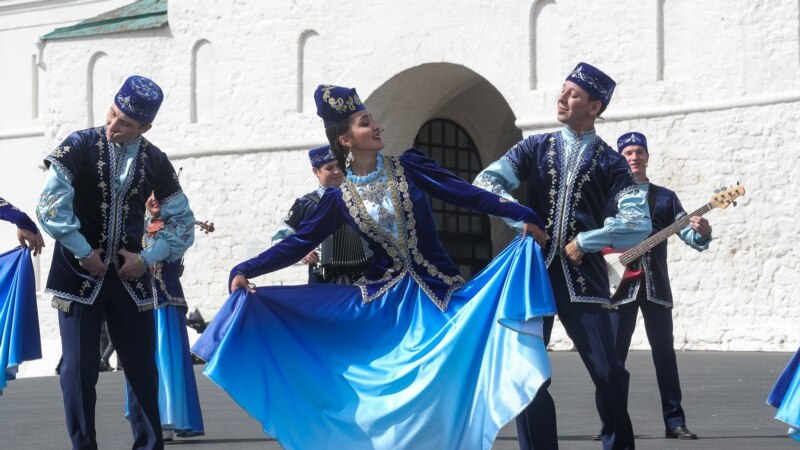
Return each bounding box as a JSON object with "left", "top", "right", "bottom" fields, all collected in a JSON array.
[{"left": 413, "top": 119, "right": 492, "bottom": 279}]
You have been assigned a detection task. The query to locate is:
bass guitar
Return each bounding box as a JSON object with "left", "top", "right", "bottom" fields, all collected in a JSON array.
[{"left": 604, "top": 184, "right": 745, "bottom": 301}]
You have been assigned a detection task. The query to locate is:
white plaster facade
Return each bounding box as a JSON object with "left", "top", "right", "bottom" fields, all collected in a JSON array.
[{"left": 0, "top": 0, "right": 798, "bottom": 378}]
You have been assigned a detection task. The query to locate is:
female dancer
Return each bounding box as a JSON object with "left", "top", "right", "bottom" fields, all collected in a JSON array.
[
  {"left": 768, "top": 347, "right": 800, "bottom": 443},
  {"left": 126, "top": 193, "right": 205, "bottom": 440},
  {"left": 193, "top": 84, "right": 556, "bottom": 450},
  {"left": 0, "top": 197, "right": 42, "bottom": 394}
]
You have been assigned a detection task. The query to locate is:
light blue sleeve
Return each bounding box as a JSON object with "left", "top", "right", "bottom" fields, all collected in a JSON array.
[
  {"left": 140, "top": 193, "right": 195, "bottom": 265},
  {"left": 473, "top": 157, "right": 524, "bottom": 232},
  {"left": 36, "top": 165, "right": 93, "bottom": 259},
  {"left": 575, "top": 188, "right": 652, "bottom": 253},
  {"left": 677, "top": 220, "right": 712, "bottom": 252},
  {"left": 271, "top": 223, "right": 295, "bottom": 246}
]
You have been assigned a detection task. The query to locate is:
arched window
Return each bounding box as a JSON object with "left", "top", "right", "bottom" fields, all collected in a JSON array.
[
  {"left": 87, "top": 51, "right": 108, "bottom": 127},
  {"left": 190, "top": 39, "right": 213, "bottom": 123},
  {"left": 413, "top": 119, "right": 492, "bottom": 279}
]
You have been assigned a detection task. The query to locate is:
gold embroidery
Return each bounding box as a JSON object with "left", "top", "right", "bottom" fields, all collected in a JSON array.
[
  {"left": 319, "top": 85, "right": 363, "bottom": 113},
  {"left": 37, "top": 193, "right": 59, "bottom": 220},
  {"left": 50, "top": 145, "right": 71, "bottom": 158},
  {"left": 342, "top": 156, "right": 464, "bottom": 311}
]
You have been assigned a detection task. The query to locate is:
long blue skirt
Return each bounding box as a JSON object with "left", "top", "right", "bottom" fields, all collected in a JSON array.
[
  {"left": 0, "top": 246, "right": 41, "bottom": 395},
  {"left": 767, "top": 347, "right": 800, "bottom": 443},
  {"left": 155, "top": 305, "right": 205, "bottom": 435},
  {"left": 125, "top": 305, "right": 205, "bottom": 435},
  {"left": 192, "top": 236, "right": 556, "bottom": 450}
]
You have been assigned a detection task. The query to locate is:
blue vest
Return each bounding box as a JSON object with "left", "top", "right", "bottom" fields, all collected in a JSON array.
[
  {"left": 504, "top": 131, "right": 637, "bottom": 304},
  {"left": 614, "top": 183, "right": 685, "bottom": 306},
  {"left": 43, "top": 127, "right": 183, "bottom": 309}
]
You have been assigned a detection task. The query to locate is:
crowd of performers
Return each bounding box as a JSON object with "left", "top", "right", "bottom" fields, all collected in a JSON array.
[{"left": 0, "top": 63, "right": 797, "bottom": 450}]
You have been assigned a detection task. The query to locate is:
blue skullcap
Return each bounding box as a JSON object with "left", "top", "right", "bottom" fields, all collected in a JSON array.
[
  {"left": 314, "top": 84, "right": 365, "bottom": 128},
  {"left": 308, "top": 145, "right": 336, "bottom": 168},
  {"left": 617, "top": 132, "right": 648, "bottom": 153},
  {"left": 114, "top": 75, "right": 163, "bottom": 123},
  {"left": 566, "top": 62, "right": 616, "bottom": 107}
]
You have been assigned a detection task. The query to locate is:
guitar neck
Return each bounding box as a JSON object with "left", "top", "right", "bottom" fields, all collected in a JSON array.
[{"left": 619, "top": 203, "right": 712, "bottom": 266}]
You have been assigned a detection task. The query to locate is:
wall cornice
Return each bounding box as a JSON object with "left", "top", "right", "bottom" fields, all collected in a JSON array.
[{"left": 516, "top": 92, "right": 800, "bottom": 132}]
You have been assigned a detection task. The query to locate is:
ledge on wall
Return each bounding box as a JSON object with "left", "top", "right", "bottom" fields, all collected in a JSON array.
[{"left": 42, "top": 0, "right": 167, "bottom": 41}]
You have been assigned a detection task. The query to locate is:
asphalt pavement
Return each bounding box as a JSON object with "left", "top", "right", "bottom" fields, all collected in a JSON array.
[{"left": 0, "top": 351, "right": 796, "bottom": 449}]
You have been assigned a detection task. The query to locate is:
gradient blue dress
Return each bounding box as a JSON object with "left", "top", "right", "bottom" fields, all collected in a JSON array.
[
  {"left": 125, "top": 230, "right": 204, "bottom": 436},
  {"left": 767, "top": 347, "right": 800, "bottom": 443},
  {"left": 0, "top": 247, "right": 41, "bottom": 395},
  {"left": 192, "top": 150, "right": 556, "bottom": 450}
]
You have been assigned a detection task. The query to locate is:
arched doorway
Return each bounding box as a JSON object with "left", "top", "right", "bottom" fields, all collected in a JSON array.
[{"left": 413, "top": 119, "right": 491, "bottom": 279}]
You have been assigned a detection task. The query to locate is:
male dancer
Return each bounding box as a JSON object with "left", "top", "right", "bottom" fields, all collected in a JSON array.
[
  {"left": 37, "top": 76, "right": 194, "bottom": 450},
  {"left": 474, "top": 62, "right": 650, "bottom": 449}
]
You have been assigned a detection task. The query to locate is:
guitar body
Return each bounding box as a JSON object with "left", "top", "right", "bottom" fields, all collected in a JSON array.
[
  {"left": 602, "top": 184, "right": 745, "bottom": 302},
  {"left": 602, "top": 248, "right": 643, "bottom": 302}
]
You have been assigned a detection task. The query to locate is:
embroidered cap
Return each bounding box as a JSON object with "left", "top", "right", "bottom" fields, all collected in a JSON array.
[
  {"left": 308, "top": 145, "right": 336, "bottom": 168},
  {"left": 617, "top": 132, "right": 648, "bottom": 153},
  {"left": 566, "top": 62, "right": 616, "bottom": 107},
  {"left": 314, "top": 84, "right": 365, "bottom": 128},
  {"left": 114, "top": 75, "right": 164, "bottom": 124}
]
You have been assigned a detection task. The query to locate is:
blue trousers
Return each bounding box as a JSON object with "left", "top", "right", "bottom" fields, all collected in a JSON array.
[
  {"left": 58, "top": 270, "right": 162, "bottom": 450},
  {"left": 517, "top": 261, "right": 634, "bottom": 450},
  {"left": 611, "top": 288, "right": 686, "bottom": 430}
]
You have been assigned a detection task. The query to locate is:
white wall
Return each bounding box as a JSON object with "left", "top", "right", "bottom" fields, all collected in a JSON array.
[{"left": 1, "top": 0, "right": 798, "bottom": 377}]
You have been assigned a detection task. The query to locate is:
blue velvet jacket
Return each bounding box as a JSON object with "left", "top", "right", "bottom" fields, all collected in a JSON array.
[
  {"left": 231, "top": 149, "right": 543, "bottom": 311},
  {"left": 612, "top": 183, "right": 710, "bottom": 306},
  {"left": 497, "top": 132, "right": 643, "bottom": 304},
  {"left": 0, "top": 197, "right": 38, "bottom": 233},
  {"left": 40, "top": 127, "right": 184, "bottom": 309}
]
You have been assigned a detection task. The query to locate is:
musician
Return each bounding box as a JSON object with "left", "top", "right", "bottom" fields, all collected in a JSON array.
[
  {"left": 474, "top": 62, "right": 651, "bottom": 449},
  {"left": 36, "top": 76, "right": 195, "bottom": 450},
  {"left": 124, "top": 192, "right": 204, "bottom": 441},
  {"left": 272, "top": 145, "right": 370, "bottom": 284},
  {"left": 609, "top": 131, "right": 711, "bottom": 440},
  {"left": 0, "top": 196, "right": 44, "bottom": 255}
]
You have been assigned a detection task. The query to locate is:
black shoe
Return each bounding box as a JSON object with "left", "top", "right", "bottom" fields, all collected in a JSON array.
[
  {"left": 186, "top": 308, "right": 207, "bottom": 334},
  {"left": 98, "top": 359, "right": 111, "bottom": 372},
  {"left": 666, "top": 425, "right": 698, "bottom": 440}
]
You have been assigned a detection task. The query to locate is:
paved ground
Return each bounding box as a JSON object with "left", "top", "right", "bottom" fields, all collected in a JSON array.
[{"left": 1, "top": 351, "right": 796, "bottom": 449}]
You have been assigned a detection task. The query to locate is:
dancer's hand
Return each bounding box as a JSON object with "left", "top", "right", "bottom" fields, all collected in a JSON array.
[
  {"left": 565, "top": 240, "right": 583, "bottom": 265},
  {"left": 522, "top": 222, "right": 548, "bottom": 249},
  {"left": 117, "top": 249, "right": 147, "bottom": 281},
  {"left": 231, "top": 274, "right": 256, "bottom": 293},
  {"left": 80, "top": 249, "right": 108, "bottom": 278},
  {"left": 17, "top": 228, "right": 45, "bottom": 256}
]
